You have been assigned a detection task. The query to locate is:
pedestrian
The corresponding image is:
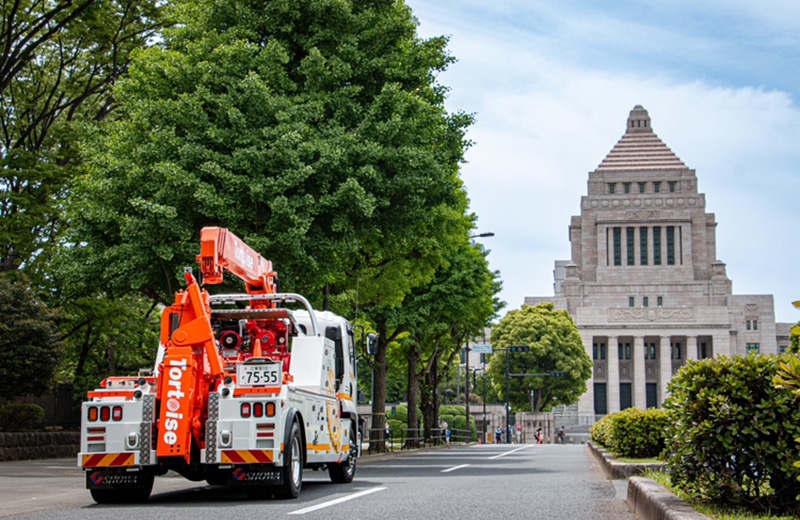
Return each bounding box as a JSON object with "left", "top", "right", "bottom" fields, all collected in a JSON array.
[
  {"left": 507, "top": 426, "right": 513, "bottom": 444},
  {"left": 516, "top": 423, "right": 522, "bottom": 444},
  {"left": 535, "top": 427, "right": 543, "bottom": 444},
  {"left": 495, "top": 426, "right": 502, "bottom": 444},
  {"left": 559, "top": 426, "right": 565, "bottom": 444}
]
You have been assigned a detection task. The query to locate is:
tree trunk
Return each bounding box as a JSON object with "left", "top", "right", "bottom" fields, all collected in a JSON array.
[
  {"left": 370, "top": 321, "right": 388, "bottom": 451},
  {"left": 405, "top": 344, "right": 420, "bottom": 448}
]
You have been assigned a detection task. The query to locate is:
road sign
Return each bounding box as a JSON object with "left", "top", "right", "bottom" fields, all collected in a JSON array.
[{"left": 472, "top": 344, "right": 492, "bottom": 354}]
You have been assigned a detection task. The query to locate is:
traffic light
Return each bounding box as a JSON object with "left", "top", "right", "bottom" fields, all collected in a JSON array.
[{"left": 509, "top": 345, "right": 530, "bottom": 353}]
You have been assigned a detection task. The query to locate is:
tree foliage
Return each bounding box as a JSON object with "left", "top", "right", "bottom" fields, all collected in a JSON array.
[
  {"left": 488, "top": 303, "right": 591, "bottom": 412},
  {"left": 0, "top": 0, "right": 167, "bottom": 273},
  {"left": 0, "top": 273, "right": 62, "bottom": 399},
  {"left": 65, "top": 0, "right": 471, "bottom": 308}
]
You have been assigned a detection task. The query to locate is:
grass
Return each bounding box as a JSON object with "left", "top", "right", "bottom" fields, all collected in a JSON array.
[
  {"left": 615, "top": 456, "right": 663, "bottom": 464},
  {"left": 642, "top": 470, "right": 796, "bottom": 520}
]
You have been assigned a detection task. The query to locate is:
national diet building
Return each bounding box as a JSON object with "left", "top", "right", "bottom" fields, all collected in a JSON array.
[{"left": 526, "top": 105, "right": 792, "bottom": 422}]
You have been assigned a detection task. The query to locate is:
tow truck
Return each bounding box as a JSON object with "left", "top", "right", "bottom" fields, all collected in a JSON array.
[{"left": 78, "top": 227, "right": 372, "bottom": 502}]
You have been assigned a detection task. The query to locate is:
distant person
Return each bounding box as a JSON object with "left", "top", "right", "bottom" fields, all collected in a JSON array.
[
  {"left": 495, "top": 426, "right": 502, "bottom": 444},
  {"left": 536, "top": 427, "right": 543, "bottom": 444},
  {"left": 559, "top": 426, "right": 566, "bottom": 444},
  {"left": 516, "top": 423, "right": 522, "bottom": 444}
]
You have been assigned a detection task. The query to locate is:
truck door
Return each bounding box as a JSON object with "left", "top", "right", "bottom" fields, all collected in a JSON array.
[{"left": 325, "top": 326, "right": 344, "bottom": 391}]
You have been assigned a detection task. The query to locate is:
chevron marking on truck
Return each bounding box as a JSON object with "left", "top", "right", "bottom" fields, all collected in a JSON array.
[
  {"left": 82, "top": 453, "right": 135, "bottom": 468},
  {"left": 221, "top": 450, "right": 273, "bottom": 464}
]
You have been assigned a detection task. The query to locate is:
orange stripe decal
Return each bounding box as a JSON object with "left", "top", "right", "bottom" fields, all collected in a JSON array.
[
  {"left": 82, "top": 453, "right": 134, "bottom": 468},
  {"left": 221, "top": 450, "right": 273, "bottom": 464}
]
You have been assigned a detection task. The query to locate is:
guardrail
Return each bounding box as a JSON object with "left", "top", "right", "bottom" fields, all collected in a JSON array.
[{"left": 362, "top": 427, "right": 473, "bottom": 454}]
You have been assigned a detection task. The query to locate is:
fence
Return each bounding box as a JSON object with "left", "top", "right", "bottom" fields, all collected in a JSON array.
[{"left": 362, "top": 427, "right": 473, "bottom": 454}]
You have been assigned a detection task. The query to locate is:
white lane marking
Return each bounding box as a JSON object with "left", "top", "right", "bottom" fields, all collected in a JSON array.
[
  {"left": 288, "top": 487, "right": 387, "bottom": 515},
  {"left": 487, "top": 445, "right": 534, "bottom": 460},
  {"left": 441, "top": 464, "right": 470, "bottom": 473},
  {"left": 363, "top": 464, "right": 451, "bottom": 468}
]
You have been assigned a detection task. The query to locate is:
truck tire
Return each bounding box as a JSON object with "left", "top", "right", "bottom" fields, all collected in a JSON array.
[
  {"left": 273, "top": 421, "right": 303, "bottom": 499},
  {"left": 329, "top": 425, "right": 357, "bottom": 484},
  {"left": 89, "top": 471, "right": 154, "bottom": 504}
]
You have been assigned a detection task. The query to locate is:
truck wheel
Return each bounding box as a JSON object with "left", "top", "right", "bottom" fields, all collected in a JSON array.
[
  {"left": 329, "top": 426, "right": 357, "bottom": 484},
  {"left": 274, "top": 421, "right": 302, "bottom": 499},
  {"left": 89, "top": 471, "right": 154, "bottom": 504}
]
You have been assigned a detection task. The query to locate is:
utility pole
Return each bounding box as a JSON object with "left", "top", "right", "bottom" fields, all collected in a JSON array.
[
  {"left": 465, "top": 342, "right": 470, "bottom": 442},
  {"left": 505, "top": 348, "right": 510, "bottom": 444}
]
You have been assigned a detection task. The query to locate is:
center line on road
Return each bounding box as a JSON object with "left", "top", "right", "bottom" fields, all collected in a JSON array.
[
  {"left": 487, "top": 445, "right": 534, "bottom": 460},
  {"left": 441, "top": 464, "right": 470, "bottom": 473},
  {"left": 288, "top": 487, "right": 387, "bottom": 515}
]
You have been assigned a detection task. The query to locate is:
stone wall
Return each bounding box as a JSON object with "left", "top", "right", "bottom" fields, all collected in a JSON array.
[{"left": 0, "top": 432, "right": 79, "bottom": 462}]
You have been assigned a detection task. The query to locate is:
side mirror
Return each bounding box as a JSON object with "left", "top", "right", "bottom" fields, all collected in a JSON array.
[{"left": 366, "top": 333, "right": 378, "bottom": 356}]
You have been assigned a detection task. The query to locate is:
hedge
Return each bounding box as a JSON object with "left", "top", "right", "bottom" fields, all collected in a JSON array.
[
  {"left": 664, "top": 355, "right": 800, "bottom": 515},
  {"left": 589, "top": 407, "right": 669, "bottom": 458}
]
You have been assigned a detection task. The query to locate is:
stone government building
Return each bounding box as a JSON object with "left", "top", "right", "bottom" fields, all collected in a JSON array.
[{"left": 526, "top": 105, "right": 792, "bottom": 424}]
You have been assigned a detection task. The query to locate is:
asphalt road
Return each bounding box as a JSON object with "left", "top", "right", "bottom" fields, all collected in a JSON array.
[{"left": 0, "top": 444, "right": 634, "bottom": 520}]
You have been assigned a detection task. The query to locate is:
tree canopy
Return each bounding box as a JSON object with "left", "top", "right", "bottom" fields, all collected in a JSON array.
[{"left": 488, "top": 303, "right": 591, "bottom": 412}]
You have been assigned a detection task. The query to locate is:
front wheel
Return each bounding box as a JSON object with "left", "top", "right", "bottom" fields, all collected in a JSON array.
[
  {"left": 274, "top": 421, "right": 303, "bottom": 499},
  {"left": 329, "top": 424, "right": 357, "bottom": 484}
]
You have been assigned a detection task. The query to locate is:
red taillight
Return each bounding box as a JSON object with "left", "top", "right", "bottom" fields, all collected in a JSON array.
[
  {"left": 241, "top": 403, "right": 251, "bottom": 418},
  {"left": 253, "top": 402, "right": 263, "bottom": 417},
  {"left": 265, "top": 402, "right": 276, "bottom": 417},
  {"left": 100, "top": 406, "right": 110, "bottom": 421},
  {"left": 88, "top": 407, "right": 98, "bottom": 422},
  {"left": 112, "top": 406, "right": 123, "bottom": 421}
]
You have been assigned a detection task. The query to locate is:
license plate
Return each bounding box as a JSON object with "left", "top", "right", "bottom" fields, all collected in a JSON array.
[{"left": 237, "top": 362, "right": 281, "bottom": 387}]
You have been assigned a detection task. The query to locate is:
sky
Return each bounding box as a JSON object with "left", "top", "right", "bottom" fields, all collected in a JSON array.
[{"left": 404, "top": 0, "right": 800, "bottom": 323}]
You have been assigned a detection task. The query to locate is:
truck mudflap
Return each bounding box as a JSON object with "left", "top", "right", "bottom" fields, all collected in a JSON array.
[
  {"left": 81, "top": 452, "right": 135, "bottom": 468},
  {"left": 228, "top": 465, "right": 284, "bottom": 486},
  {"left": 86, "top": 468, "right": 151, "bottom": 489}
]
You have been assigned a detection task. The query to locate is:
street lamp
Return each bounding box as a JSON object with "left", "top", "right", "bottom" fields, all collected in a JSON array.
[{"left": 469, "top": 232, "right": 495, "bottom": 239}]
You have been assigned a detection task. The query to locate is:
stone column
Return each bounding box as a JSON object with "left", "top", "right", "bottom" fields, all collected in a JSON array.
[
  {"left": 577, "top": 334, "right": 595, "bottom": 418},
  {"left": 712, "top": 332, "right": 732, "bottom": 357},
  {"left": 658, "top": 335, "right": 672, "bottom": 406},
  {"left": 686, "top": 335, "right": 698, "bottom": 361},
  {"left": 633, "top": 336, "right": 646, "bottom": 408},
  {"left": 607, "top": 335, "right": 620, "bottom": 414}
]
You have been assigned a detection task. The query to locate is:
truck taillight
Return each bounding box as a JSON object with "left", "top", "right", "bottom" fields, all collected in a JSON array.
[
  {"left": 100, "top": 406, "right": 110, "bottom": 421},
  {"left": 112, "top": 406, "right": 123, "bottom": 421},
  {"left": 241, "top": 403, "right": 251, "bottom": 418},
  {"left": 87, "top": 407, "right": 98, "bottom": 421},
  {"left": 265, "top": 402, "right": 276, "bottom": 417},
  {"left": 253, "top": 402, "right": 263, "bottom": 417}
]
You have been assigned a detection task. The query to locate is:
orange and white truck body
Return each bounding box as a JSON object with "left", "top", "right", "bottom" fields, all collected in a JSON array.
[{"left": 78, "top": 228, "right": 361, "bottom": 502}]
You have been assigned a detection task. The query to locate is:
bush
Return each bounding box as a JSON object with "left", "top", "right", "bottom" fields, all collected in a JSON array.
[
  {"left": 664, "top": 355, "right": 800, "bottom": 515},
  {"left": 589, "top": 413, "right": 613, "bottom": 448},
  {"left": 606, "top": 407, "right": 670, "bottom": 458},
  {"left": 0, "top": 404, "right": 45, "bottom": 431}
]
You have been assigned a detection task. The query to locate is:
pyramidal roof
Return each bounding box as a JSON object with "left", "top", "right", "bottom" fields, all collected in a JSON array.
[{"left": 596, "top": 105, "right": 687, "bottom": 172}]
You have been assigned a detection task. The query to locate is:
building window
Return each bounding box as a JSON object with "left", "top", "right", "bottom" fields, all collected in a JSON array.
[
  {"left": 640, "top": 227, "right": 648, "bottom": 265},
  {"left": 643, "top": 296, "right": 649, "bottom": 307},
  {"left": 649, "top": 343, "right": 656, "bottom": 359},
  {"left": 657, "top": 296, "right": 663, "bottom": 307},
  {"left": 618, "top": 343, "right": 631, "bottom": 360},
  {"left": 628, "top": 296, "right": 635, "bottom": 307},
  {"left": 671, "top": 342, "right": 682, "bottom": 359},
  {"left": 613, "top": 227, "right": 621, "bottom": 266},
  {"left": 625, "top": 343, "right": 631, "bottom": 359},
  {"left": 609, "top": 183, "right": 616, "bottom": 194},
  {"left": 654, "top": 182, "right": 661, "bottom": 193},
  {"left": 780, "top": 345, "right": 788, "bottom": 354},
  {"left": 653, "top": 227, "right": 662, "bottom": 265},
  {"left": 754, "top": 320, "right": 758, "bottom": 330},
  {"left": 669, "top": 181, "right": 676, "bottom": 193},
  {"left": 638, "top": 182, "right": 646, "bottom": 193},
  {"left": 600, "top": 343, "right": 606, "bottom": 360},
  {"left": 746, "top": 320, "right": 751, "bottom": 330},
  {"left": 593, "top": 343, "right": 598, "bottom": 359},
  {"left": 626, "top": 227, "right": 635, "bottom": 265},
  {"left": 624, "top": 183, "right": 631, "bottom": 194},
  {"left": 666, "top": 226, "right": 675, "bottom": 265},
  {"left": 700, "top": 342, "right": 708, "bottom": 359},
  {"left": 746, "top": 343, "right": 760, "bottom": 354}
]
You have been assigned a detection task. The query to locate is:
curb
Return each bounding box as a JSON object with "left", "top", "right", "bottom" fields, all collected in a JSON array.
[
  {"left": 587, "top": 441, "right": 665, "bottom": 479},
  {"left": 627, "top": 477, "right": 710, "bottom": 520}
]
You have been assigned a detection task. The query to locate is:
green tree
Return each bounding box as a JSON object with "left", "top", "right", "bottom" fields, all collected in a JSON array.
[
  {"left": 0, "top": 0, "right": 166, "bottom": 274},
  {"left": 488, "top": 303, "right": 591, "bottom": 412},
  {"left": 0, "top": 273, "right": 62, "bottom": 399}
]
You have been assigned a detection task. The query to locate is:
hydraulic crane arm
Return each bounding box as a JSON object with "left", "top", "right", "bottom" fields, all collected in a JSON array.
[{"left": 197, "top": 227, "right": 278, "bottom": 295}]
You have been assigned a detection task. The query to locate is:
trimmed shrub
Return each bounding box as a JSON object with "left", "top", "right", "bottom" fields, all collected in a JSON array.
[
  {"left": 0, "top": 404, "right": 45, "bottom": 431},
  {"left": 589, "top": 413, "right": 613, "bottom": 448},
  {"left": 664, "top": 355, "right": 800, "bottom": 515},
  {"left": 606, "top": 407, "right": 670, "bottom": 458}
]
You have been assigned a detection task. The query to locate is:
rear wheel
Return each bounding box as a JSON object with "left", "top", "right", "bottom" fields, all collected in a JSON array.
[
  {"left": 329, "top": 423, "right": 357, "bottom": 484},
  {"left": 89, "top": 471, "right": 154, "bottom": 504},
  {"left": 274, "top": 421, "right": 303, "bottom": 499}
]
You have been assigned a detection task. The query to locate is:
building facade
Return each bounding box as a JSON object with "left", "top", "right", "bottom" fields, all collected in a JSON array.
[{"left": 526, "top": 105, "right": 792, "bottom": 422}]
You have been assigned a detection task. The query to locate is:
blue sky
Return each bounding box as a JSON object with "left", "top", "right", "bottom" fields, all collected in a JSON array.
[{"left": 405, "top": 0, "right": 800, "bottom": 322}]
